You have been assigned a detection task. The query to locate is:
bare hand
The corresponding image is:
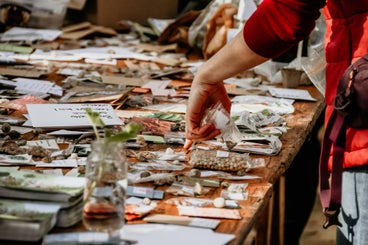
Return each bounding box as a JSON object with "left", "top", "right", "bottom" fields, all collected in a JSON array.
[{"left": 184, "top": 80, "right": 231, "bottom": 149}]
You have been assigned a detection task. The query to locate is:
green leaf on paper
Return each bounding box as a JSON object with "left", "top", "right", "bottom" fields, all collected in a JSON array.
[{"left": 86, "top": 107, "right": 143, "bottom": 142}]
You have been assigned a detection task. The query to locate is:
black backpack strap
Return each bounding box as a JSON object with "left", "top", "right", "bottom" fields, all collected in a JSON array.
[{"left": 319, "top": 109, "right": 346, "bottom": 228}]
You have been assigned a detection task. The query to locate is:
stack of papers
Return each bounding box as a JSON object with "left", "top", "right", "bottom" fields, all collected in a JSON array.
[
  {"left": 0, "top": 169, "right": 85, "bottom": 205},
  {"left": 0, "top": 169, "right": 86, "bottom": 240},
  {"left": 0, "top": 199, "right": 60, "bottom": 242}
]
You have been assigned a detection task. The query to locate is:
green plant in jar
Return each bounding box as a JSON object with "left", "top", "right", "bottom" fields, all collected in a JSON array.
[{"left": 83, "top": 108, "right": 142, "bottom": 236}]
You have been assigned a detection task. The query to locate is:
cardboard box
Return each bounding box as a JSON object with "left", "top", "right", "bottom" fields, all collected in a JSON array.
[{"left": 85, "top": 0, "right": 178, "bottom": 29}]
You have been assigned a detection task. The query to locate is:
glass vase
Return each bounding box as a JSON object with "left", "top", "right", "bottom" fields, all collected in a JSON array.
[{"left": 82, "top": 139, "right": 127, "bottom": 237}]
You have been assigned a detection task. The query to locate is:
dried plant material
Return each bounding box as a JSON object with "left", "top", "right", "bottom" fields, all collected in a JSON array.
[
  {"left": 158, "top": 10, "right": 201, "bottom": 47},
  {"left": 27, "top": 146, "right": 52, "bottom": 158},
  {"left": 1, "top": 123, "right": 11, "bottom": 133},
  {"left": 0, "top": 140, "right": 26, "bottom": 155},
  {"left": 203, "top": 3, "right": 238, "bottom": 59},
  {"left": 135, "top": 151, "right": 157, "bottom": 161}
]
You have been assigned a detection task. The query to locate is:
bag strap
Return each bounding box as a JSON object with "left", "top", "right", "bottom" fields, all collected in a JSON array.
[{"left": 319, "top": 109, "right": 346, "bottom": 228}]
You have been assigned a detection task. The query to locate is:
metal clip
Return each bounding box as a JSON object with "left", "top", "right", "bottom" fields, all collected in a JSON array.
[{"left": 323, "top": 208, "right": 342, "bottom": 229}]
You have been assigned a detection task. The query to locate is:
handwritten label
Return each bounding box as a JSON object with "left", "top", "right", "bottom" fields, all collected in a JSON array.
[{"left": 26, "top": 103, "right": 122, "bottom": 129}]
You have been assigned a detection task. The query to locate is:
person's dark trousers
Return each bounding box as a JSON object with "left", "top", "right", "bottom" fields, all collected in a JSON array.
[{"left": 284, "top": 114, "right": 324, "bottom": 245}]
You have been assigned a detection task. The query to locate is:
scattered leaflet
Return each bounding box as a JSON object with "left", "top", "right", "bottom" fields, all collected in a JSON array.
[
  {"left": 1, "top": 27, "right": 62, "bottom": 42},
  {"left": 268, "top": 87, "right": 316, "bottom": 101},
  {"left": 231, "top": 95, "right": 295, "bottom": 114}
]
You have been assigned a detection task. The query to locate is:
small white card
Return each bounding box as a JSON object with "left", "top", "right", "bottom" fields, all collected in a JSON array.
[
  {"left": 177, "top": 206, "right": 242, "bottom": 219},
  {"left": 142, "top": 80, "right": 176, "bottom": 97},
  {"left": 26, "top": 103, "right": 122, "bottom": 129},
  {"left": 268, "top": 87, "right": 316, "bottom": 101},
  {"left": 144, "top": 214, "right": 220, "bottom": 229},
  {"left": 26, "top": 139, "right": 60, "bottom": 150},
  {"left": 36, "top": 159, "right": 78, "bottom": 168}
]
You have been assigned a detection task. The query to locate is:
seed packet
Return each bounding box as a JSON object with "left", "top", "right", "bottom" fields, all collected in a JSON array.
[{"left": 189, "top": 149, "right": 251, "bottom": 171}]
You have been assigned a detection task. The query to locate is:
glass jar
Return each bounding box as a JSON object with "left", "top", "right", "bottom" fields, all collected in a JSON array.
[{"left": 82, "top": 139, "right": 127, "bottom": 237}]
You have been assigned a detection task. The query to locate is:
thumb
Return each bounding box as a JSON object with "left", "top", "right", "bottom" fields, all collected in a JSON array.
[{"left": 183, "top": 139, "right": 193, "bottom": 150}]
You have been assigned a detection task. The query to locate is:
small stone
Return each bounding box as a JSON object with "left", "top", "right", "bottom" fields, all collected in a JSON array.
[
  {"left": 1, "top": 123, "right": 11, "bottom": 133},
  {"left": 142, "top": 197, "right": 151, "bottom": 205},
  {"left": 213, "top": 197, "right": 226, "bottom": 208},
  {"left": 140, "top": 171, "right": 151, "bottom": 178},
  {"left": 7, "top": 130, "right": 21, "bottom": 139},
  {"left": 69, "top": 153, "right": 79, "bottom": 160},
  {"left": 136, "top": 151, "right": 156, "bottom": 161}
]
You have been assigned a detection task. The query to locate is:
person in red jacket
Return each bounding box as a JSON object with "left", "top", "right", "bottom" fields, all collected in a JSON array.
[{"left": 184, "top": 0, "right": 368, "bottom": 244}]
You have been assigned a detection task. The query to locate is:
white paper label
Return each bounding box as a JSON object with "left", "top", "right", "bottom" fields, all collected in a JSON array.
[{"left": 216, "top": 150, "right": 230, "bottom": 158}]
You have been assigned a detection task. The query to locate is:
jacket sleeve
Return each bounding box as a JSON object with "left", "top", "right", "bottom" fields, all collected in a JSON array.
[{"left": 243, "top": 0, "right": 326, "bottom": 58}]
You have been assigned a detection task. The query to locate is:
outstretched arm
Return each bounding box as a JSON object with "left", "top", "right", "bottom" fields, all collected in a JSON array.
[
  {"left": 184, "top": 0, "right": 326, "bottom": 149},
  {"left": 184, "top": 31, "right": 268, "bottom": 149}
]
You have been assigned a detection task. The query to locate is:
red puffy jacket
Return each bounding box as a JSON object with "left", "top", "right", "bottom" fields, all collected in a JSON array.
[
  {"left": 243, "top": 0, "right": 368, "bottom": 168},
  {"left": 324, "top": 1, "right": 368, "bottom": 168}
]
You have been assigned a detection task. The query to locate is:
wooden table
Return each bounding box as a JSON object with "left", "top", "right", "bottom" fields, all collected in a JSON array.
[
  {"left": 1, "top": 63, "right": 325, "bottom": 245},
  {"left": 49, "top": 86, "right": 325, "bottom": 245}
]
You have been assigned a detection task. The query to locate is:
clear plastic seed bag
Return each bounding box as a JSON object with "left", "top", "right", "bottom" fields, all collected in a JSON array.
[
  {"left": 202, "top": 102, "right": 242, "bottom": 149},
  {"left": 189, "top": 149, "right": 251, "bottom": 171}
]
